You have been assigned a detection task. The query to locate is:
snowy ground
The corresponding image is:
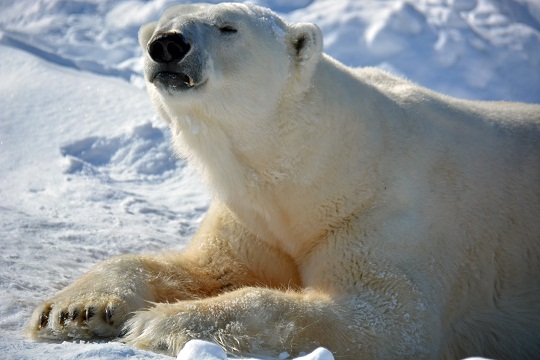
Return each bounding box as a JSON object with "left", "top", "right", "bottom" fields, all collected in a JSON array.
[{"left": 0, "top": 0, "right": 538, "bottom": 359}]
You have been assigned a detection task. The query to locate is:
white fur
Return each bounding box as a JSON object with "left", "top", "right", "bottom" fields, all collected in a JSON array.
[{"left": 28, "top": 3, "right": 540, "bottom": 359}]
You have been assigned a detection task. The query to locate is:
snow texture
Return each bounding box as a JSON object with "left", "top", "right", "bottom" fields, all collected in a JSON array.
[{"left": 0, "top": 0, "right": 538, "bottom": 359}]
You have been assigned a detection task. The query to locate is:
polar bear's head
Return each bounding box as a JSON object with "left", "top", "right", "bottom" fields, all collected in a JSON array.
[
  {"left": 139, "top": 3, "right": 323, "bottom": 126},
  {"left": 139, "top": 3, "right": 323, "bottom": 197}
]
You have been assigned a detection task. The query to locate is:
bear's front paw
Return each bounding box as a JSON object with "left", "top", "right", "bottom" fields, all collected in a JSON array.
[
  {"left": 26, "top": 255, "right": 154, "bottom": 340},
  {"left": 27, "top": 295, "right": 131, "bottom": 340}
]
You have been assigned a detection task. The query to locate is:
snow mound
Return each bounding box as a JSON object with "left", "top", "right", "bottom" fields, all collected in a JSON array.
[
  {"left": 176, "top": 340, "right": 335, "bottom": 360},
  {"left": 293, "top": 347, "right": 334, "bottom": 360},
  {"left": 177, "top": 340, "right": 228, "bottom": 360},
  {"left": 60, "top": 122, "right": 178, "bottom": 182}
]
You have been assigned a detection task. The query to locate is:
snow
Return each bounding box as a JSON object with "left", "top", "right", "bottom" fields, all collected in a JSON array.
[
  {"left": 0, "top": 0, "right": 538, "bottom": 359},
  {"left": 177, "top": 340, "right": 228, "bottom": 360}
]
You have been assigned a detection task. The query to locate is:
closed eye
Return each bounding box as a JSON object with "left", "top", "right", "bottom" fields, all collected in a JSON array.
[{"left": 218, "top": 25, "right": 238, "bottom": 34}]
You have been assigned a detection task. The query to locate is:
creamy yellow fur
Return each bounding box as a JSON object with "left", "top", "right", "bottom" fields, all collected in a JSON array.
[{"left": 27, "top": 3, "right": 540, "bottom": 359}]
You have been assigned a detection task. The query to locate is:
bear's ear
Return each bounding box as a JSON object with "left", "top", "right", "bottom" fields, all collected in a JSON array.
[
  {"left": 139, "top": 21, "right": 157, "bottom": 51},
  {"left": 286, "top": 23, "right": 323, "bottom": 65}
]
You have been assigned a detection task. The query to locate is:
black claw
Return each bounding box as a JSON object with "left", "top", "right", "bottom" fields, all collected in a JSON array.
[
  {"left": 84, "top": 307, "right": 95, "bottom": 322},
  {"left": 117, "top": 327, "right": 129, "bottom": 338},
  {"left": 157, "top": 340, "right": 169, "bottom": 351},
  {"left": 39, "top": 311, "right": 49, "bottom": 329},
  {"left": 105, "top": 307, "right": 113, "bottom": 324},
  {"left": 59, "top": 311, "right": 68, "bottom": 327},
  {"left": 71, "top": 309, "right": 80, "bottom": 321}
]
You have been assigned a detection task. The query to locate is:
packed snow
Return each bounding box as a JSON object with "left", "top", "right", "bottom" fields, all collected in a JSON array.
[{"left": 0, "top": 0, "right": 538, "bottom": 359}]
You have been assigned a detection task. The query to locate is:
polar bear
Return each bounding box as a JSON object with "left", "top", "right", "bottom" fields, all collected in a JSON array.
[{"left": 27, "top": 3, "right": 540, "bottom": 359}]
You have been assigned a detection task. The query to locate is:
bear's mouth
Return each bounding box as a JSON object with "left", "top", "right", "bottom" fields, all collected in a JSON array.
[{"left": 152, "top": 71, "right": 197, "bottom": 91}]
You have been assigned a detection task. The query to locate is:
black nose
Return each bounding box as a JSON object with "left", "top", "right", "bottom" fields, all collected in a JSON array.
[{"left": 148, "top": 33, "right": 191, "bottom": 63}]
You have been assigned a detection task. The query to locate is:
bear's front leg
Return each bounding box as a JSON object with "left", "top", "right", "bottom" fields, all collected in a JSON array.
[
  {"left": 26, "top": 255, "right": 157, "bottom": 340},
  {"left": 27, "top": 231, "right": 264, "bottom": 340},
  {"left": 121, "top": 287, "right": 351, "bottom": 358}
]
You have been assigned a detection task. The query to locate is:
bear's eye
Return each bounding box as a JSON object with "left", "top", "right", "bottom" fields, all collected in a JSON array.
[{"left": 218, "top": 25, "right": 238, "bottom": 34}]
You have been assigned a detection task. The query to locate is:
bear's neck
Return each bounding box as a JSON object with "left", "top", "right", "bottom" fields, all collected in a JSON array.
[{"left": 175, "top": 56, "right": 385, "bottom": 256}]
